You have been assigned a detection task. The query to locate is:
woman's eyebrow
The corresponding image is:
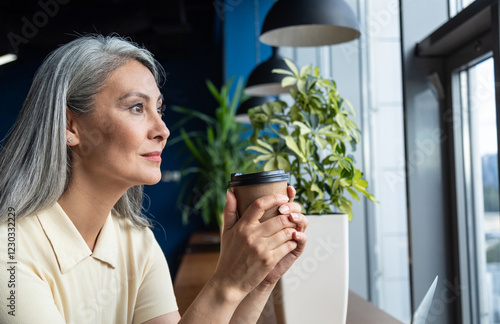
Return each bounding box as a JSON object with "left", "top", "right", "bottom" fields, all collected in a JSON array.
[
  {"left": 117, "top": 92, "right": 163, "bottom": 102},
  {"left": 117, "top": 91, "right": 149, "bottom": 102}
]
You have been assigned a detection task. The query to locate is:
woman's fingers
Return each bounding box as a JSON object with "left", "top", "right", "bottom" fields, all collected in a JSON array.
[
  {"left": 265, "top": 226, "right": 296, "bottom": 251},
  {"left": 260, "top": 212, "right": 298, "bottom": 237},
  {"left": 277, "top": 201, "right": 302, "bottom": 216},
  {"left": 265, "top": 214, "right": 307, "bottom": 253},
  {"left": 292, "top": 230, "right": 307, "bottom": 255},
  {"left": 258, "top": 201, "right": 305, "bottom": 237},
  {"left": 287, "top": 186, "right": 296, "bottom": 202},
  {"left": 240, "top": 193, "right": 290, "bottom": 223},
  {"left": 271, "top": 234, "right": 299, "bottom": 261},
  {"left": 222, "top": 190, "right": 238, "bottom": 233},
  {"left": 288, "top": 212, "right": 308, "bottom": 233}
]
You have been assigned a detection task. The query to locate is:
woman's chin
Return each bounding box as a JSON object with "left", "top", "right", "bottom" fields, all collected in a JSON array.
[{"left": 141, "top": 173, "right": 163, "bottom": 186}]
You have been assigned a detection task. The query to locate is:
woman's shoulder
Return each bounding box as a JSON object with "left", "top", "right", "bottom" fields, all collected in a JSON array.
[
  {"left": 110, "top": 212, "right": 158, "bottom": 248},
  {"left": 0, "top": 207, "right": 47, "bottom": 237}
]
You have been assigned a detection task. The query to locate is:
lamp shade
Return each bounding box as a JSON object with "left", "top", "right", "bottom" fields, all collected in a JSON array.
[
  {"left": 260, "top": 0, "right": 361, "bottom": 47},
  {"left": 0, "top": 53, "right": 17, "bottom": 66},
  {"left": 235, "top": 96, "right": 275, "bottom": 123},
  {"left": 245, "top": 47, "right": 294, "bottom": 96}
]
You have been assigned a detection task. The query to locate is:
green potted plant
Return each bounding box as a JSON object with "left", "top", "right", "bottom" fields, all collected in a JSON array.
[
  {"left": 247, "top": 60, "right": 376, "bottom": 220},
  {"left": 171, "top": 77, "right": 253, "bottom": 228},
  {"left": 246, "top": 59, "right": 377, "bottom": 323}
]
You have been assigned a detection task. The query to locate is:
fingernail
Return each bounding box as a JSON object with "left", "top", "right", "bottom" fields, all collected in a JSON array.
[
  {"left": 291, "top": 213, "right": 299, "bottom": 220},
  {"left": 278, "top": 205, "right": 290, "bottom": 214},
  {"left": 226, "top": 190, "right": 230, "bottom": 202},
  {"left": 295, "top": 231, "right": 301, "bottom": 239},
  {"left": 278, "top": 194, "right": 289, "bottom": 202}
]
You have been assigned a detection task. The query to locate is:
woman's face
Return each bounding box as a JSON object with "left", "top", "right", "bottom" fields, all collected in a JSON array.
[{"left": 71, "top": 59, "right": 169, "bottom": 188}]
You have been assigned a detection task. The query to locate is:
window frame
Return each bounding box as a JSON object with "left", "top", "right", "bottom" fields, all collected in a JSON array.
[{"left": 416, "top": 0, "right": 500, "bottom": 322}]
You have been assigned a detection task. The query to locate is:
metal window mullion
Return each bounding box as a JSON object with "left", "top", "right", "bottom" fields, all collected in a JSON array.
[
  {"left": 464, "top": 68, "right": 485, "bottom": 324},
  {"left": 452, "top": 68, "right": 475, "bottom": 324},
  {"left": 492, "top": 1, "right": 500, "bottom": 258}
]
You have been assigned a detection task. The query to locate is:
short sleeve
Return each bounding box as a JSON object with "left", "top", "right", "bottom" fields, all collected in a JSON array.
[
  {"left": 0, "top": 256, "right": 66, "bottom": 324},
  {"left": 132, "top": 235, "right": 178, "bottom": 324}
]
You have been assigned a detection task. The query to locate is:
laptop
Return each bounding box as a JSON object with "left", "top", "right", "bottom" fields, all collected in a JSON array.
[{"left": 411, "top": 276, "right": 438, "bottom": 324}]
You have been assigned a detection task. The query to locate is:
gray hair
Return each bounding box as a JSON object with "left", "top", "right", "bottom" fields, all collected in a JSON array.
[{"left": 0, "top": 34, "right": 165, "bottom": 227}]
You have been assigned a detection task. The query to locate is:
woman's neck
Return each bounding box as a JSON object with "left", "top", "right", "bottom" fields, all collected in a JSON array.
[{"left": 58, "top": 172, "right": 128, "bottom": 251}]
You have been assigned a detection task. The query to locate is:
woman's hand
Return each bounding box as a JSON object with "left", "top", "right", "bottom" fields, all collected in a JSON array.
[
  {"left": 260, "top": 186, "right": 308, "bottom": 286},
  {"left": 212, "top": 186, "right": 308, "bottom": 300},
  {"left": 211, "top": 189, "right": 303, "bottom": 302}
]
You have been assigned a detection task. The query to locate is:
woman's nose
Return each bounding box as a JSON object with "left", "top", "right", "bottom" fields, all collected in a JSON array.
[{"left": 150, "top": 113, "right": 170, "bottom": 142}]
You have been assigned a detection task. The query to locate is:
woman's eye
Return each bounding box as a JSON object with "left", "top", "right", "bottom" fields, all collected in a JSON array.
[
  {"left": 130, "top": 104, "right": 143, "bottom": 113},
  {"left": 157, "top": 105, "right": 166, "bottom": 116}
]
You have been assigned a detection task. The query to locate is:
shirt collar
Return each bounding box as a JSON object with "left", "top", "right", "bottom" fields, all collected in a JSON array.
[
  {"left": 91, "top": 211, "right": 117, "bottom": 268},
  {"left": 37, "top": 203, "right": 117, "bottom": 274}
]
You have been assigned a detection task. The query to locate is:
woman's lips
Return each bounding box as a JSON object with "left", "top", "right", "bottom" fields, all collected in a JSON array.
[{"left": 141, "top": 152, "right": 162, "bottom": 162}]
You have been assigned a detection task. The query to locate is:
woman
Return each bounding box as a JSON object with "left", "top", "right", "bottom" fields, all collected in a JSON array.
[{"left": 0, "top": 35, "right": 307, "bottom": 323}]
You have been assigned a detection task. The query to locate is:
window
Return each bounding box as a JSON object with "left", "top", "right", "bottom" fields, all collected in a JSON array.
[
  {"left": 454, "top": 57, "right": 500, "bottom": 323},
  {"left": 450, "top": 0, "right": 477, "bottom": 16}
]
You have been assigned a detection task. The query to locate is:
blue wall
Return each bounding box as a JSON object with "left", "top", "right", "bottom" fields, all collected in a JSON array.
[{"left": 224, "top": 0, "right": 274, "bottom": 83}]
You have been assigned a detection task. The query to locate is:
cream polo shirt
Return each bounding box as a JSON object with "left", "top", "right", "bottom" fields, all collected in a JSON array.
[{"left": 0, "top": 203, "right": 178, "bottom": 324}]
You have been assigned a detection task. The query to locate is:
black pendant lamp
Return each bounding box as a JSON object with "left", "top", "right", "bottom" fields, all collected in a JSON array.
[
  {"left": 260, "top": 0, "right": 361, "bottom": 47},
  {"left": 245, "top": 47, "right": 294, "bottom": 96}
]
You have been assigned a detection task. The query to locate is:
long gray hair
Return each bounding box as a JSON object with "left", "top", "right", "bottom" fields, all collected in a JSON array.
[{"left": 0, "top": 34, "right": 165, "bottom": 227}]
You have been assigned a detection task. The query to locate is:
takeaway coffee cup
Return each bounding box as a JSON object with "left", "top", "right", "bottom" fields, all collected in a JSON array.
[{"left": 228, "top": 170, "right": 289, "bottom": 222}]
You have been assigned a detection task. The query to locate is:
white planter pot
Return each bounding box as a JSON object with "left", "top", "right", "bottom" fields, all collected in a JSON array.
[{"left": 276, "top": 214, "right": 349, "bottom": 324}]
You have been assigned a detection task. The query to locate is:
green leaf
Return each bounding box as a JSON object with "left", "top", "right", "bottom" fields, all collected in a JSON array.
[
  {"left": 253, "top": 154, "right": 274, "bottom": 163},
  {"left": 207, "top": 127, "right": 214, "bottom": 146},
  {"left": 290, "top": 105, "right": 301, "bottom": 121},
  {"left": 284, "top": 58, "right": 299, "bottom": 76},
  {"left": 355, "top": 179, "right": 368, "bottom": 188},
  {"left": 206, "top": 79, "right": 222, "bottom": 103},
  {"left": 229, "top": 77, "right": 245, "bottom": 115},
  {"left": 276, "top": 155, "right": 291, "bottom": 171},
  {"left": 256, "top": 138, "right": 275, "bottom": 152},
  {"left": 292, "top": 121, "right": 312, "bottom": 135},
  {"left": 332, "top": 177, "right": 341, "bottom": 193},
  {"left": 246, "top": 145, "right": 271, "bottom": 155},
  {"left": 346, "top": 187, "right": 360, "bottom": 201},
  {"left": 340, "top": 178, "right": 350, "bottom": 187},
  {"left": 262, "top": 103, "right": 273, "bottom": 115},
  {"left": 311, "top": 183, "right": 324, "bottom": 199},
  {"left": 315, "top": 135, "right": 329, "bottom": 150},
  {"left": 179, "top": 129, "right": 204, "bottom": 163},
  {"left": 284, "top": 135, "right": 305, "bottom": 161},
  {"left": 171, "top": 105, "right": 215, "bottom": 126},
  {"left": 264, "top": 158, "right": 278, "bottom": 171},
  {"left": 270, "top": 118, "right": 289, "bottom": 128},
  {"left": 250, "top": 112, "right": 268, "bottom": 123},
  {"left": 300, "top": 65, "right": 312, "bottom": 78},
  {"left": 297, "top": 79, "right": 306, "bottom": 94},
  {"left": 272, "top": 68, "right": 294, "bottom": 76},
  {"left": 282, "top": 76, "right": 297, "bottom": 88}
]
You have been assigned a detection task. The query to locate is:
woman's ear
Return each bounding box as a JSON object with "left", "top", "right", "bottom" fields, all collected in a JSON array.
[{"left": 66, "top": 107, "right": 80, "bottom": 146}]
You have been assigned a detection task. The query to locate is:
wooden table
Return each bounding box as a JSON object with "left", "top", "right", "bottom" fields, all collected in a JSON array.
[{"left": 174, "top": 233, "right": 403, "bottom": 324}]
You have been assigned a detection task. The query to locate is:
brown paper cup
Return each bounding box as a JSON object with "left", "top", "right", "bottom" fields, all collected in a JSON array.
[{"left": 228, "top": 170, "right": 289, "bottom": 222}]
